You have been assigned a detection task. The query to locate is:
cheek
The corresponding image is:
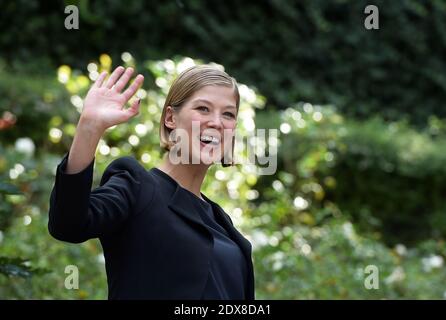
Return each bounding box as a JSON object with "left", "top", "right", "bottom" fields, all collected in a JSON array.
[
  {"left": 178, "top": 114, "right": 199, "bottom": 129},
  {"left": 189, "top": 115, "right": 204, "bottom": 129},
  {"left": 225, "top": 118, "right": 237, "bottom": 129},
  {"left": 189, "top": 112, "right": 203, "bottom": 122},
  {"left": 181, "top": 116, "right": 202, "bottom": 143},
  {"left": 228, "top": 123, "right": 237, "bottom": 130},
  {"left": 224, "top": 122, "right": 237, "bottom": 137}
]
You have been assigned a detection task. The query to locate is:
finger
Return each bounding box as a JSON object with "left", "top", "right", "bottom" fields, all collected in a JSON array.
[
  {"left": 94, "top": 71, "right": 108, "bottom": 88},
  {"left": 113, "top": 67, "right": 135, "bottom": 92},
  {"left": 122, "top": 75, "right": 144, "bottom": 101},
  {"left": 104, "top": 66, "right": 126, "bottom": 89},
  {"left": 124, "top": 98, "right": 141, "bottom": 120}
]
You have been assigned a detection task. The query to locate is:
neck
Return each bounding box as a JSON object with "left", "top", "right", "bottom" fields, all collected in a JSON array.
[{"left": 157, "top": 154, "right": 209, "bottom": 200}]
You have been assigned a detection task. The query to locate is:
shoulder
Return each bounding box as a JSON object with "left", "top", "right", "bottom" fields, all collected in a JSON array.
[
  {"left": 98, "top": 156, "right": 158, "bottom": 214},
  {"left": 209, "top": 200, "right": 235, "bottom": 226},
  {"left": 106, "top": 155, "right": 143, "bottom": 169},
  {"left": 222, "top": 211, "right": 234, "bottom": 226},
  {"left": 100, "top": 156, "right": 146, "bottom": 185},
  {"left": 100, "top": 156, "right": 160, "bottom": 190}
]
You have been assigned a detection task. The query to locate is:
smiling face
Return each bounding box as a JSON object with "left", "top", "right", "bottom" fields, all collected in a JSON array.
[{"left": 164, "top": 85, "right": 238, "bottom": 166}]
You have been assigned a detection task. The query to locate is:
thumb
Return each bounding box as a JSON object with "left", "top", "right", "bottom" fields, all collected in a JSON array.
[{"left": 124, "top": 98, "right": 141, "bottom": 120}]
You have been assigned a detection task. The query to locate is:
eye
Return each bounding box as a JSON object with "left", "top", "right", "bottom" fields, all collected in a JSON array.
[
  {"left": 224, "top": 112, "right": 236, "bottom": 118},
  {"left": 197, "top": 106, "right": 209, "bottom": 111}
]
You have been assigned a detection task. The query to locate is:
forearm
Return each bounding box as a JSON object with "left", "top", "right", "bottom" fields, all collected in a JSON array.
[
  {"left": 49, "top": 66, "right": 144, "bottom": 243},
  {"left": 66, "top": 117, "right": 105, "bottom": 174},
  {"left": 48, "top": 152, "right": 95, "bottom": 243},
  {"left": 49, "top": 151, "right": 144, "bottom": 243}
]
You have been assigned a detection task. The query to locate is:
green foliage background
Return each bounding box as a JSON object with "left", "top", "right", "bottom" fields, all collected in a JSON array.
[
  {"left": 1, "top": 1, "right": 446, "bottom": 299},
  {"left": 1, "top": 0, "right": 446, "bottom": 123}
]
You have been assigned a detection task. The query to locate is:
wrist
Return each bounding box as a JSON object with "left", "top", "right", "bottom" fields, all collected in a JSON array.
[{"left": 78, "top": 116, "right": 106, "bottom": 137}]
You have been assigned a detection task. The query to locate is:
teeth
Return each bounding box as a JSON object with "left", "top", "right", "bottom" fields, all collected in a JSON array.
[{"left": 200, "top": 135, "right": 220, "bottom": 144}]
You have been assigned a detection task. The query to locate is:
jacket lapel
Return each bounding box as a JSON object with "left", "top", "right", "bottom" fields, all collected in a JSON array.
[
  {"left": 201, "top": 193, "right": 256, "bottom": 300},
  {"left": 167, "top": 184, "right": 211, "bottom": 237},
  {"left": 168, "top": 185, "right": 249, "bottom": 255},
  {"left": 204, "top": 196, "right": 252, "bottom": 256},
  {"left": 167, "top": 184, "right": 255, "bottom": 300}
]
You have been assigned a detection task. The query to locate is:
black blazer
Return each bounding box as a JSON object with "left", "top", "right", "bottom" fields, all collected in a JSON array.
[{"left": 48, "top": 153, "right": 255, "bottom": 300}]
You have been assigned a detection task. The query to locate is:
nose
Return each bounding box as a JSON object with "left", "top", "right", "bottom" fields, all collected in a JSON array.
[{"left": 206, "top": 113, "right": 223, "bottom": 130}]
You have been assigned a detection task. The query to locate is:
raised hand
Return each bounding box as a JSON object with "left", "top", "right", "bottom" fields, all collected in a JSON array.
[{"left": 81, "top": 66, "right": 144, "bottom": 131}]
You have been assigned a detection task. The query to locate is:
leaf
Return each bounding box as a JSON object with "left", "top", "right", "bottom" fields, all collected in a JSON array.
[
  {"left": 0, "top": 182, "right": 22, "bottom": 195},
  {"left": 0, "top": 256, "right": 50, "bottom": 278}
]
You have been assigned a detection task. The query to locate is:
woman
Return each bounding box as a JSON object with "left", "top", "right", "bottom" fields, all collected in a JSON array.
[{"left": 48, "top": 65, "right": 255, "bottom": 300}]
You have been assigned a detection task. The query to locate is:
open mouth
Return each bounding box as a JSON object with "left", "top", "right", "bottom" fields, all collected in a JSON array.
[{"left": 199, "top": 134, "right": 220, "bottom": 146}]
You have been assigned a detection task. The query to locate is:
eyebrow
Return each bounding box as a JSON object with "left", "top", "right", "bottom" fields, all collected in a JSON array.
[{"left": 192, "top": 98, "right": 237, "bottom": 110}]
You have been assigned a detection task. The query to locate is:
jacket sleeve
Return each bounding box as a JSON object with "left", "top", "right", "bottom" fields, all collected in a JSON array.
[{"left": 48, "top": 153, "right": 145, "bottom": 243}]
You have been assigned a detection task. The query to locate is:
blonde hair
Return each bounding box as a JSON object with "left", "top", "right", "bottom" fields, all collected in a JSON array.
[{"left": 159, "top": 65, "right": 240, "bottom": 167}]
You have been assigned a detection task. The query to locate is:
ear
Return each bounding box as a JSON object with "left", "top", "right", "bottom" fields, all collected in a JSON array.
[{"left": 164, "top": 106, "right": 177, "bottom": 130}]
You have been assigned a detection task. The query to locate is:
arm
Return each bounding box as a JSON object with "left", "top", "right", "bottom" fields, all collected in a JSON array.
[
  {"left": 49, "top": 154, "right": 145, "bottom": 243},
  {"left": 48, "top": 66, "right": 145, "bottom": 243},
  {"left": 66, "top": 66, "right": 143, "bottom": 174}
]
